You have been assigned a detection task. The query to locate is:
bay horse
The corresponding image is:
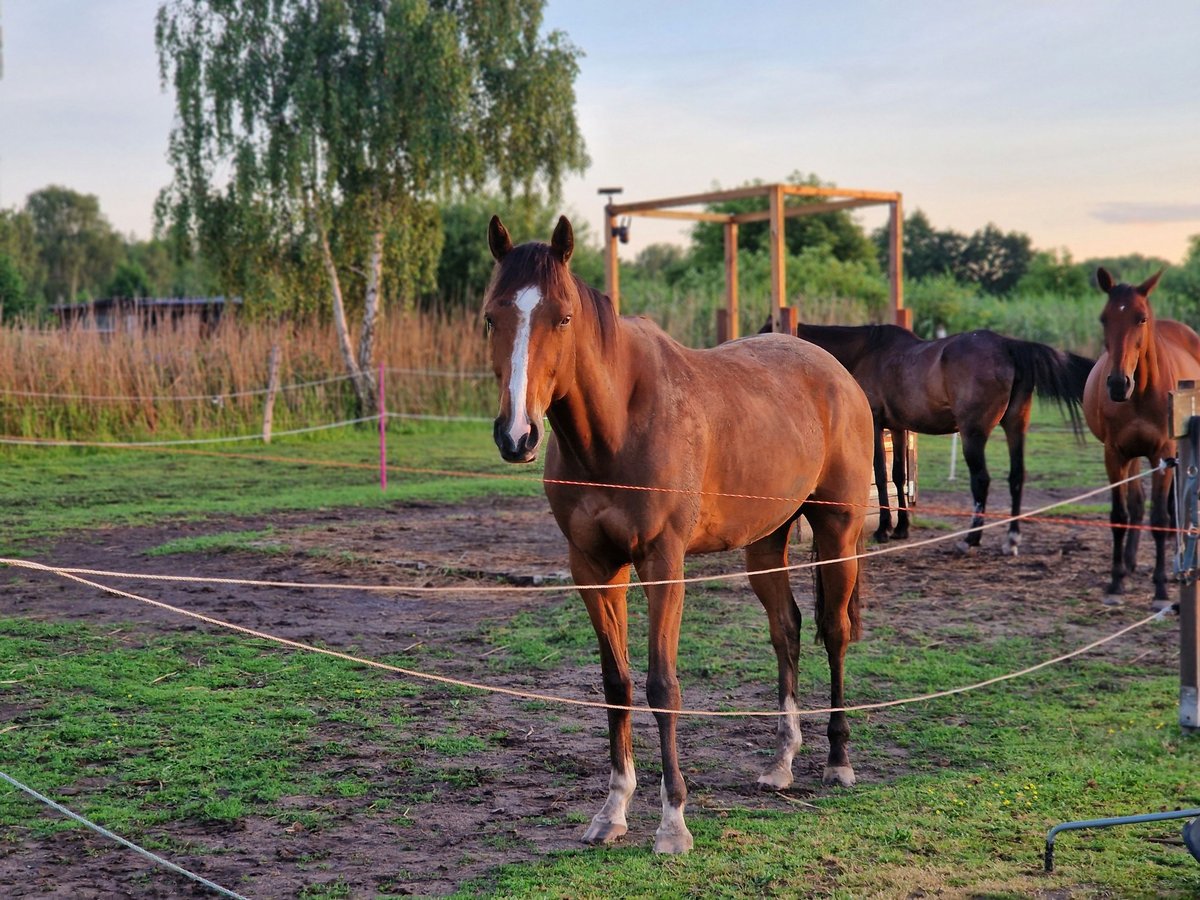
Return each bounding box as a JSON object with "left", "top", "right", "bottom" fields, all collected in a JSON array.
[
  {"left": 1084, "top": 267, "right": 1200, "bottom": 605},
  {"left": 770, "top": 321, "right": 1091, "bottom": 553},
  {"left": 483, "top": 215, "right": 873, "bottom": 854}
]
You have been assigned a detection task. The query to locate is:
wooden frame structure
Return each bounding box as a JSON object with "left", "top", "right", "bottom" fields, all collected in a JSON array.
[{"left": 601, "top": 183, "right": 907, "bottom": 340}]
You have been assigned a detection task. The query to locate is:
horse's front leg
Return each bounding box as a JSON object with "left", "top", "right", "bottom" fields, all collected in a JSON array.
[
  {"left": 1149, "top": 461, "right": 1175, "bottom": 607},
  {"left": 1104, "top": 449, "right": 1137, "bottom": 597},
  {"left": 871, "top": 423, "right": 893, "bottom": 543},
  {"left": 571, "top": 547, "right": 636, "bottom": 846},
  {"left": 636, "top": 548, "right": 693, "bottom": 855},
  {"left": 746, "top": 524, "right": 802, "bottom": 790}
]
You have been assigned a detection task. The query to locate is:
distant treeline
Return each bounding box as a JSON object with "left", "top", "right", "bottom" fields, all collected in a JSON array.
[{"left": 3, "top": 173, "right": 1199, "bottom": 355}]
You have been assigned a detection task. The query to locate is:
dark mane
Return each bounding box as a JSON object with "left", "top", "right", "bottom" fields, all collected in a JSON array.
[{"left": 487, "top": 241, "right": 618, "bottom": 349}]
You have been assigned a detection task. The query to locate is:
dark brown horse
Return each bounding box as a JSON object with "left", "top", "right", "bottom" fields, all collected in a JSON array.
[
  {"left": 1084, "top": 268, "right": 1200, "bottom": 605},
  {"left": 773, "top": 322, "right": 1092, "bottom": 553},
  {"left": 483, "top": 215, "right": 873, "bottom": 854}
]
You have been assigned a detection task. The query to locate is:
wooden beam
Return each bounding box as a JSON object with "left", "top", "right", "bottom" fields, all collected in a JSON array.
[
  {"left": 724, "top": 221, "right": 739, "bottom": 342},
  {"left": 622, "top": 208, "right": 732, "bottom": 223},
  {"left": 779, "top": 184, "right": 901, "bottom": 203},
  {"left": 732, "top": 197, "right": 884, "bottom": 225},
  {"left": 607, "top": 184, "right": 777, "bottom": 216}
]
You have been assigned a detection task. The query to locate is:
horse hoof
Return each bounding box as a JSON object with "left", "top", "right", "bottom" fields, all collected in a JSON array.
[
  {"left": 954, "top": 541, "right": 978, "bottom": 557},
  {"left": 892, "top": 528, "right": 909, "bottom": 541},
  {"left": 757, "top": 767, "right": 794, "bottom": 791},
  {"left": 1101, "top": 595, "right": 1124, "bottom": 607},
  {"left": 652, "top": 826, "right": 694, "bottom": 855},
  {"left": 822, "top": 765, "right": 856, "bottom": 788},
  {"left": 1151, "top": 598, "right": 1173, "bottom": 612},
  {"left": 873, "top": 530, "right": 890, "bottom": 544},
  {"left": 582, "top": 819, "right": 628, "bottom": 845}
]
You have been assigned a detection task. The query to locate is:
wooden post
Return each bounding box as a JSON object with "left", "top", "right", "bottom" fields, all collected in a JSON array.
[
  {"left": 604, "top": 205, "right": 621, "bottom": 314},
  {"left": 716, "top": 309, "right": 730, "bottom": 345},
  {"left": 769, "top": 185, "right": 786, "bottom": 332},
  {"left": 261, "top": 343, "right": 281, "bottom": 444},
  {"left": 1170, "top": 382, "right": 1200, "bottom": 733},
  {"left": 778, "top": 306, "right": 797, "bottom": 336},
  {"left": 889, "top": 198, "right": 907, "bottom": 329},
  {"left": 724, "top": 221, "right": 739, "bottom": 341}
]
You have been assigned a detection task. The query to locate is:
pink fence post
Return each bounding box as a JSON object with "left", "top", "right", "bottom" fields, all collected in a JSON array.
[{"left": 379, "top": 363, "right": 387, "bottom": 492}]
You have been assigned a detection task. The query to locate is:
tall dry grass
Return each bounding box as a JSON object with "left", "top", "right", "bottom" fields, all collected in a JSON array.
[{"left": 0, "top": 309, "right": 493, "bottom": 441}]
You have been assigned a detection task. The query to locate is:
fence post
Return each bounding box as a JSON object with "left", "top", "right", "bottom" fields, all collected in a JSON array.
[
  {"left": 379, "top": 363, "right": 387, "bottom": 493},
  {"left": 1169, "top": 382, "right": 1200, "bottom": 733},
  {"left": 261, "top": 343, "right": 281, "bottom": 444}
]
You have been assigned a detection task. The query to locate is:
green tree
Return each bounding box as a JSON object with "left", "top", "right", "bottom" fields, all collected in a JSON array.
[
  {"left": 0, "top": 208, "right": 45, "bottom": 309},
  {"left": 958, "top": 223, "right": 1032, "bottom": 295},
  {"left": 0, "top": 254, "right": 30, "bottom": 321},
  {"left": 24, "top": 186, "right": 122, "bottom": 304},
  {"left": 690, "top": 172, "right": 878, "bottom": 269},
  {"left": 1014, "top": 248, "right": 1088, "bottom": 297},
  {"left": 156, "top": 0, "right": 587, "bottom": 412},
  {"left": 105, "top": 260, "right": 153, "bottom": 299}
]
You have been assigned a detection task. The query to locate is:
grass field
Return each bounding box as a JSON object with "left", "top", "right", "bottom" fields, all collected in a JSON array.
[{"left": 1, "top": 412, "right": 1198, "bottom": 897}]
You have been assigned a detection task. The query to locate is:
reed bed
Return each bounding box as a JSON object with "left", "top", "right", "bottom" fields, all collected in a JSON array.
[{"left": 0, "top": 309, "right": 493, "bottom": 441}]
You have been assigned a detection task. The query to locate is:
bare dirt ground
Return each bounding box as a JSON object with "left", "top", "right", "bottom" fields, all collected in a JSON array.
[{"left": 0, "top": 488, "right": 1181, "bottom": 897}]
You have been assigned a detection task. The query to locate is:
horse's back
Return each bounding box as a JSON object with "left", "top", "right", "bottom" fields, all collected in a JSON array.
[{"left": 1158, "top": 319, "right": 1200, "bottom": 381}]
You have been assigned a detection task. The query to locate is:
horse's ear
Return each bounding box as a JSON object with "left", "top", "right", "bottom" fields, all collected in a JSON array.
[
  {"left": 488, "top": 215, "right": 513, "bottom": 261},
  {"left": 1138, "top": 268, "right": 1165, "bottom": 297},
  {"left": 1096, "top": 267, "right": 1114, "bottom": 294},
  {"left": 551, "top": 216, "right": 574, "bottom": 264}
]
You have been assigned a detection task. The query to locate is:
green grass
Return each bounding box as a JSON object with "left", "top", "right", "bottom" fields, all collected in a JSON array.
[{"left": 0, "top": 419, "right": 541, "bottom": 555}]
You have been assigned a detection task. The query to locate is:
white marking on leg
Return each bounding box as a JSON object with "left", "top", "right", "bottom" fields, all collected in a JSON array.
[
  {"left": 506, "top": 286, "right": 542, "bottom": 446},
  {"left": 654, "top": 776, "right": 693, "bottom": 854},
  {"left": 758, "top": 696, "right": 801, "bottom": 789}
]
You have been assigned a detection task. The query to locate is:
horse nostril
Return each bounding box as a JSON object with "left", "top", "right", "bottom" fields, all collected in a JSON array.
[{"left": 527, "top": 420, "right": 540, "bottom": 450}]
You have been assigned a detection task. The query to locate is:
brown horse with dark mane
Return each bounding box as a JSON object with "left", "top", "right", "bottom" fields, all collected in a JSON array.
[
  {"left": 483, "top": 215, "right": 873, "bottom": 854},
  {"left": 1084, "top": 267, "right": 1200, "bottom": 605},
  {"left": 770, "top": 321, "right": 1091, "bottom": 553}
]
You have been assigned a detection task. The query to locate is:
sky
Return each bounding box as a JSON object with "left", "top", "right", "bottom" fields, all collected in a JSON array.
[{"left": 1, "top": 1, "right": 1199, "bottom": 265}]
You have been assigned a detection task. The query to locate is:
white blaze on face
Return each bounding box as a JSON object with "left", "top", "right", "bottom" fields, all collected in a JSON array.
[{"left": 506, "top": 285, "right": 543, "bottom": 445}]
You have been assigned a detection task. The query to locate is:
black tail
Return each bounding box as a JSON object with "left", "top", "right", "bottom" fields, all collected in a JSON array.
[{"left": 1004, "top": 339, "right": 1094, "bottom": 439}]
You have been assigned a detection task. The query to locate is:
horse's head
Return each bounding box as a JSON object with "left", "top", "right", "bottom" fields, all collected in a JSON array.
[
  {"left": 1097, "top": 266, "right": 1164, "bottom": 402},
  {"left": 482, "top": 214, "right": 581, "bottom": 463}
]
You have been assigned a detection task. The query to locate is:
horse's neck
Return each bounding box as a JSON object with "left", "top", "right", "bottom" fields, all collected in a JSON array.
[
  {"left": 796, "top": 324, "right": 871, "bottom": 367},
  {"left": 547, "top": 299, "right": 640, "bottom": 467}
]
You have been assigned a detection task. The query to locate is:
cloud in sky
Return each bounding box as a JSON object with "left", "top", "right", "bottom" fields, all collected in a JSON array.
[{"left": 1091, "top": 203, "right": 1200, "bottom": 225}]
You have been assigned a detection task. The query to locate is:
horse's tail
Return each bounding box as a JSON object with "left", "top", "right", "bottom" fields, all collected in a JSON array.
[
  {"left": 813, "top": 527, "right": 865, "bottom": 646},
  {"left": 1004, "top": 339, "right": 1094, "bottom": 439}
]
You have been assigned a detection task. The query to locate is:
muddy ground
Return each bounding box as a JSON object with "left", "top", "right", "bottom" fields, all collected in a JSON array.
[{"left": 0, "top": 488, "right": 1180, "bottom": 897}]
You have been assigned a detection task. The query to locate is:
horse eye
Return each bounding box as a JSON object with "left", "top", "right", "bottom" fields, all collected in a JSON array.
[
  {"left": 558, "top": 316, "right": 572, "bottom": 328},
  {"left": 1137, "top": 316, "right": 1148, "bottom": 325},
  {"left": 483, "top": 315, "right": 494, "bottom": 336}
]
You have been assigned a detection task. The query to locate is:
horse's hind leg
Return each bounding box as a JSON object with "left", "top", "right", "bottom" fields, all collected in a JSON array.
[
  {"left": 1103, "top": 451, "right": 1139, "bottom": 597},
  {"left": 872, "top": 424, "right": 893, "bottom": 543},
  {"left": 1149, "top": 463, "right": 1175, "bottom": 606},
  {"left": 1000, "top": 398, "right": 1032, "bottom": 556},
  {"left": 746, "top": 522, "right": 802, "bottom": 790},
  {"left": 957, "top": 427, "right": 991, "bottom": 552},
  {"left": 891, "top": 427, "right": 911, "bottom": 540},
  {"left": 571, "top": 547, "right": 637, "bottom": 846},
  {"left": 805, "top": 503, "right": 864, "bottom": 788}
]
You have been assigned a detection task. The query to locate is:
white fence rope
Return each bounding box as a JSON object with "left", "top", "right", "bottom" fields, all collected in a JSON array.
[
  {"left": 0, "top": 464, "right": 1153, "bottom": 596},
  {"left": 10, "top": 561, "right": 1172, "bottom": 719},
  {"left": 0, "top": 415, "right": 382, "bottom": 448},
  {"left": 0, "top": 770, "right": 249, "bottom": 900},
  {"left": 0, "top": 371, "right": 356, "bottom": 403}
]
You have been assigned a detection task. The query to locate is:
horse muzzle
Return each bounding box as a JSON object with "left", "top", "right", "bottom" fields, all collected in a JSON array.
[
  {"left": 1106, "top": 373, "right": 1134, "bottom": 402},
  {"left": 493, "top": 417, "right": 542, "bottom": 464}
]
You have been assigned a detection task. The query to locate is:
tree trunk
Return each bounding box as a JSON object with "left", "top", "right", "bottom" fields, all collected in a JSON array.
[
  {"left": 356, "top": 227, "right": 385, "bottom": 386},
  {"left": 316, "top": 218, "right": 375, "bottom": 413}
]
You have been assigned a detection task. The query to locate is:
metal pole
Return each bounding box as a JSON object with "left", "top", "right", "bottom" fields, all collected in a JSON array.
[{"left": 1045, "top": 807, "right": 1200, "bottom": 872}]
